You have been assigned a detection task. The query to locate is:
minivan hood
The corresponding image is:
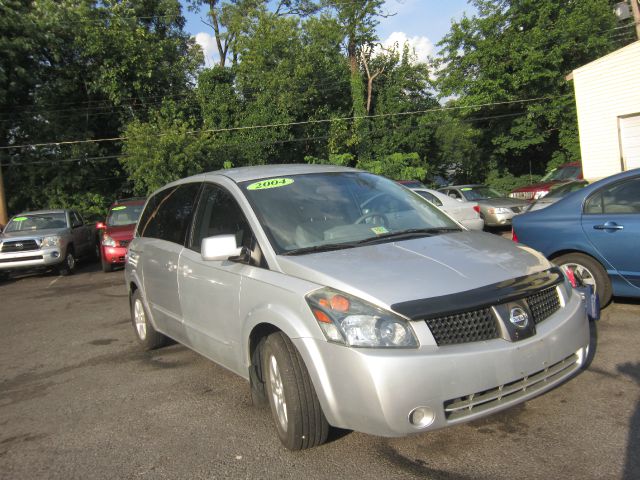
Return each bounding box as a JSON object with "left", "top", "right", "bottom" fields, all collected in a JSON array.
[
  {"left": 105, "top": 224, "right": 136, "bottom": 241},
  {"left": 276, "top": 232, "right": 550, "bottom": 310}
]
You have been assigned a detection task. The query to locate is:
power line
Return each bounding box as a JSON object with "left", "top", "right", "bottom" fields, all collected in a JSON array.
[{"left": 0, "top": 95, "right": 568, "bottom": 151}]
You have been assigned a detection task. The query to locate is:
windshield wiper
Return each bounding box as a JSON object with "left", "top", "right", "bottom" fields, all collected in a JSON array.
[
  {"left": 281, "top": 242, "right": 359, "bottom": 256},
  {"left": 356, "top": 227, "right": 461, "bottom": 245}
]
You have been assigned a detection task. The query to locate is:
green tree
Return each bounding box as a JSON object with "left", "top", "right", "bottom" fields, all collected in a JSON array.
[{"left": 436, "top": 0, "right": 620, "bottom": 179}]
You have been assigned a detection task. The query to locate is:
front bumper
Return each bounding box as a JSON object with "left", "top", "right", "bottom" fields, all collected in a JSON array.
[
  {"left": 484, "top": 211, "right": 516, "bottom": 226},
  {"left": 0, "top": 248, "right": 64, "bottom": 271},
  {"left": 293, "top": 290, "right": 588, "bottom": 437},
  {"left": 102, "top": 246, "right": 128, "bottom": 265}
]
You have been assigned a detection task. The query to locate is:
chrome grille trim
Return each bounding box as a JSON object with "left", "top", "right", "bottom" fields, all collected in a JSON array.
[
  {"left": 425, "top": 308, "right": 499, "bottom": 345},
  {"left": 527, "top": 287, "right": 561, "bottom": 324},
  {"left": 1, "top": 239, "right": 39, "bottom": 253},
  {"left": 444, "top": 353, "right": 579, "bottom": 420}
]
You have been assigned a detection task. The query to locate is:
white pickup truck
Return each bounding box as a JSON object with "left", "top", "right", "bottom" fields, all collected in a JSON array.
[{"left": 0, "top": 209, "right": 98, "bottom": 279}]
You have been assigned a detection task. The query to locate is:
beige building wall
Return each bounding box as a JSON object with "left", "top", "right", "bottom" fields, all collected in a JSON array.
[{"left": 572, "top": 41, "right": 640, "bottom": 181}]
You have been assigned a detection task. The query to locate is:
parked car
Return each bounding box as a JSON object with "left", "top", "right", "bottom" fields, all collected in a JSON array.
[
  {"left": 512, "top": 168, "right": 640, "bottom": 305},
  {"left": 97, "top": 198, "right": 146, "bottom": 272},
  {"left": 525, "top": 180, "right": 589, "bottom": 212},
  {"left": 0, "top": 209, "right": 97, "bottom": 279},
  {"left": 411, "top": 187, "right": 484, "bottom": 231},
  {"left": 125, "top": 164, "right": 591, "bottom": 450},
  {"left": 509, "top": 162, "right": 583, "bottom": 201},
  {"left": 438, "top": 185, "right": 528, "bottom": 227}
]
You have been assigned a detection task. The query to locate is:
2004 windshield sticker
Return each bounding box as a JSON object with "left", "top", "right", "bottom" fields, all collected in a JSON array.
[{"left": 247, "top": 178, "right": 294, "bottom": 191}]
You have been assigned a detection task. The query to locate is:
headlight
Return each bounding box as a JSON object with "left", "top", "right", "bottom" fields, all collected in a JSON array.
[
  {"left": 102, "top": 235, "right": 116, "bottom": 247},
  {"left": 534, "top": 190, "right": 549, "bottom": 199},
  {"left": 306, "top": 288, "right": 419, "bottom": 348},
  {"left": 487, "top": 207, "right": 512, "bottom": 214},
  {"left": 41, "top": 235, "right": 61, "bottom": 248}
]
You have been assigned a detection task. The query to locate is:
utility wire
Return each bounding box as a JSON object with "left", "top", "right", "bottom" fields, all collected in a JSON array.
[{"left": 0, "top": 95, "right": 568, "bottom": 151}]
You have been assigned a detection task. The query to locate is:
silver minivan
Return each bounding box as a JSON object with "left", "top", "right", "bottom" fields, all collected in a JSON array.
[{"left": 125, "top": 165, "right": 590, "bottom": 450}]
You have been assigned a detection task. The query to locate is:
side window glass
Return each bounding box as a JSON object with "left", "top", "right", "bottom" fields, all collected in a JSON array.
[
  {"left": 584, "top": 192, "right": 602, "bottom": 214},
  {"left": 602, "top": 178, "right": 640, "bottom": 214},
  {"left": 189, "top": 183, "right": 252, "bottom": 253},
  {"left": 138, "top": 183, "right": 201, "bottom": 244},
  {"left": 418, "top": 191, "right": 443, "bottom": 207},
  {"left": 71, "top": 211, "right": 82, "bottom": 228}
]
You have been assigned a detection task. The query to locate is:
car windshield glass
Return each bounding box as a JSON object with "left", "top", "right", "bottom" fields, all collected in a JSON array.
[
  {"left": 106, "top": 204, "right": 144, "bottom": 226},
  {"left": 540, "top": 166, "right": 581, "bottom": 182},
  {"left": 240, "top": 172, "right": 460, "bottom": 255},
  {"left": 4, "top": 213, "right": 67, "bottom": 232},
  {"left": 460, "top": 186, "right": 503, "bottom": 200},
  {"left": 546, "top": 181, "right": 588, "bottom": 198}
]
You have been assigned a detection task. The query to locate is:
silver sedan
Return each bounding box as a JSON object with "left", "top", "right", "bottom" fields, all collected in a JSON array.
[{"left": 438, "top": 185, "right": 529, "bottom": 227}]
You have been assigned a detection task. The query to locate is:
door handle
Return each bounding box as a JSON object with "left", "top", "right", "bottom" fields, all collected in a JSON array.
[{"left": 593, "top": 222, "right": 624, "bottom": 231}]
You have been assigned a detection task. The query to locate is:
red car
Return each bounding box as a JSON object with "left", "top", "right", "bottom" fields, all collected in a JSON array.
[
  {"left": 97, "top": 198, "right": 146, "bottom": 272},
  {"left": 509, "top": 162, "right": 583, "bottom": 201}
]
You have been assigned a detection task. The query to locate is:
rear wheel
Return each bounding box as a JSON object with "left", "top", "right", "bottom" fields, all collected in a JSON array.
[
  {"left": 130, "top": 290, "right": 168, "bottom": 350},
  {"left": 554, "top": 252, "right": 612, "bottom": 306},
  {"left": 262, "top": 332, "right": 329, "bottom": 450}
]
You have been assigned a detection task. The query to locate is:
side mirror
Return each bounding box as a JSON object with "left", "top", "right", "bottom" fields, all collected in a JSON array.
[
  {"left": 201, "top": 234, "right": 241, "bottom": 261},
  {"left": 96, "top": 222, "right": 106, "bottom": 230}
]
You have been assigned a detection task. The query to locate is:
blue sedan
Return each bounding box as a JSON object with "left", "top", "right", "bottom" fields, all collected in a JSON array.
[{"left": 512, "top": 168, "right": 640, "bottom": 305}]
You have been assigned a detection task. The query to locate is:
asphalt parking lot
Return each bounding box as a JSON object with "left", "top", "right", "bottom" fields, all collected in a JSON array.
[{"left": 1, "top": 263, "right": 639, "bottom": 480}]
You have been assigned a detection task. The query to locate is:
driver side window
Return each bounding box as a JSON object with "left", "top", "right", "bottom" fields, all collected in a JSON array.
[{"left": 189, "top": 183, "right": 253, "bottom": 255}]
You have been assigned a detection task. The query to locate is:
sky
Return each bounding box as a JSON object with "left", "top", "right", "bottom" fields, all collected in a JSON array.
[{"left": 180, "top": 0, "right": 475, "bottom": 67}]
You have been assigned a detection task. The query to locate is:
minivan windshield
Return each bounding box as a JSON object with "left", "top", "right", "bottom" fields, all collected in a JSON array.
[
  {"left": 4, "top": 213, "right": 67, "bottom": 232},
  {"left": 241, "top": 172, "right": 460, "bottom": 255},
  {"left": 106, "top": 204, "right": 144, "bottom": 227},
  {"left": 540, "top": 165, "right": 581, "bottom": 182},
  {"left": 460, "top": 186, "right": 503, "bottom": 201}
]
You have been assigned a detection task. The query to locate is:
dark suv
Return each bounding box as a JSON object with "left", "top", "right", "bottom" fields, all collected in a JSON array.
[{"left": 97, "top": 198, "right": 145, "bottom": 272}]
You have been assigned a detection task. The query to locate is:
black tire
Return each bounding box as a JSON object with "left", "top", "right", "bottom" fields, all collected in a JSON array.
[
  {"left": 57, "top": 247, "right": 76, "bottom": 276},
  {"left": 553, "top": 252, "right": 612, "bottom": 306},
  {"left": 262, "top": 332, "right": 329, "bottom": 450},
  {"left": 101, "top": 256, "right": 114, "bottom": 273},
  {"left": 130, "top": 289, "right": 168, "bottom": 350},
  {"left": 0, "top": 271, "right": 9, "bottom": 282},
  {"left": 93, "top": 242, "right": 101, "bottom": 262}
]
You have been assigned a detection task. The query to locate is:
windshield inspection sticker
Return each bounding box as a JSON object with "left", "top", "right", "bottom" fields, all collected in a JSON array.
[
  {"left": 371, "top": 226, "right": 389, "bottom": 235},
  {"left": 247, "top": 178, "right": 294, "bottom": 190},
  {"left": 13, "top": 217, "right": 27, "bottom": 221},
  {"left": 460, "top": 187, "right": 473, "bottom": 191},
  {"left": 111, "top": 206, "right": 127, "bottom": 211}
]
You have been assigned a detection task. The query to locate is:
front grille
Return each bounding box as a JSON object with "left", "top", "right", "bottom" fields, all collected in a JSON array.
[
  {"left": 119, "top": 240, "right": 130, "bottom": 247},
  {"left": 425, "top": 308, "right": 499, "bottom": 345},
  {"left": 443, "top": 353, "right": 580, "bottom": 421},
  {"left": 527, "top": 287, "right": 560, "bottom": 324},
  {"left": 0, "top": 255, "right": 43, "bottom": 263},
  {"left": 1, "top": 239, "right": 39, "bottom": 253},
  {"left": 509, "top": 192, "right": 535, "bottom": 200}
]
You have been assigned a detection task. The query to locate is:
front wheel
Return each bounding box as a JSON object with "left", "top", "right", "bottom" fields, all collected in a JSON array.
[
  {"left": 262, "top": 332, "right": 329, "bottom": 450},
  {"left": 130, "top": 290, "right": 168, "bottom": 350},
  {"left": 57, "top": 248, "right": 76, "bottom": 276},
  {"left": 554, "top": 252, "right": 612, "bottom": 306}
]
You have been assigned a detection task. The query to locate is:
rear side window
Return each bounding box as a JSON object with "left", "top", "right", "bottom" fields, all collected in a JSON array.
[
  {"left": 138, "top": 183, "right": 201, "bottom": 244},
  {"left": 417, "top": 191, "right": 443, "bottom": 207},
  {"left": 584, "top": 177, "right": 640, "bottom": 214}
]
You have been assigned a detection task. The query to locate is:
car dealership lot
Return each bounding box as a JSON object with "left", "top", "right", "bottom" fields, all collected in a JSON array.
[{"left": 1, "top": 266, "right": 639, "bottom": 480}]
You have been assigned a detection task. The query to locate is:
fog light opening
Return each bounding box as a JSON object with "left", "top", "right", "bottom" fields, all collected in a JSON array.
[
  {"left": 51, "top": 252, "right": 59, "bottom": 258},
  {"left": 409, "top": 407, "right": 435, "bottom": 429}
]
